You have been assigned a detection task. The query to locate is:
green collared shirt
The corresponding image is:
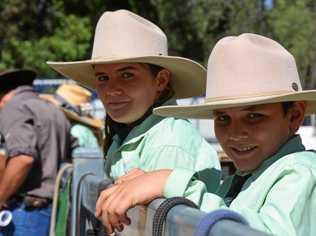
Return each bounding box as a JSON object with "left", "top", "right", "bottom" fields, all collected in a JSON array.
[
  {"left": 164, "top": 135, "right": 316, "bottom": 236},
  {"left": 105, "top": 99, "right": 221, "bottom": 191}
]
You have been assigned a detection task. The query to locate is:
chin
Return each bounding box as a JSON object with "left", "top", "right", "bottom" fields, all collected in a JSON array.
[{"left": 111, "top": 115, "right": 137, "bottom": 124}]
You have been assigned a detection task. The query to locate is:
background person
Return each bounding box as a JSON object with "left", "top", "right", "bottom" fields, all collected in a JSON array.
[
  {"left": 40, "top": 84, "right": 103, "bottom": 148},
  {"left": 0, "top": 69, "right": 73, "bottom": 236},
  {"left": 95, "top": 33, "right": 316, "bottom": 235},
  {"left": 40, "top": 83, "right": 105, "bottom": 235}
]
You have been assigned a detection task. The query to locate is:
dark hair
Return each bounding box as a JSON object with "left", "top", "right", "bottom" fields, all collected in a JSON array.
[
  {"left": 282, "top": 101, "right": 295, "bottom": 115},
  {"left": 104, "top": 115, "right": 114, "bottom": 153},
  {"left": 147, "top": 64, "right": 164, "bottom": 76}
]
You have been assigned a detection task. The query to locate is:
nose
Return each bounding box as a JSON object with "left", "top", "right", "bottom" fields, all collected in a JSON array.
[
  {"left": 104, "top": 81, "right": 123, "bottom": 96},
  {"left": 228, "top": 121, "right": 248, "bottom": 141},
  {"left": 106, "top": 89, "right": 123, "bottom": 96}
]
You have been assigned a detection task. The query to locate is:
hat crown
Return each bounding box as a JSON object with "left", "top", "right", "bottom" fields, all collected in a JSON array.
[
  {"left": 56, "top": 84, "right": 91, "bottom": 106},
  {"left": 206, "top": 33, "right": 302, "bottom": 101},
  {"left": 92, "top": 10, "right": 168, "bottom": 60}
]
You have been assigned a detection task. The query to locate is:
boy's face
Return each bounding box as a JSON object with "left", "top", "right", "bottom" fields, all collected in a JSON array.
[
  {"left": 213, "top": 102, "right": 306, "bottom": 171},
  {"left": 94, "top": 63, "right": 169, "bottom": 124}
]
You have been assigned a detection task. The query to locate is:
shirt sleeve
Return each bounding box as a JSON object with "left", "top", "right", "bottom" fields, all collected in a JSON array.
[
  {"left": 1, "top": 105, "right": 37, "bottom": 159},
  {"left": 164, "top": 168, "right": 226, "bottom": 210},
  {"left": 164, "top": 163, "right": 316, "bottom": 236},
  {"left": 231, "top": 164, "right": 316, "bottom": 235}
]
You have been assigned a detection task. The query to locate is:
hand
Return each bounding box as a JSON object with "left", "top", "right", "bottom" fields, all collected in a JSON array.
[
  {"left": 115, "top": 168, "right": 145, "bottom": 184},
  {"left": 0, "top": 201, "right": 8, "bottom": 211},
  {"left": 95, "top": 169, "right": 172, "bottom": 234}
]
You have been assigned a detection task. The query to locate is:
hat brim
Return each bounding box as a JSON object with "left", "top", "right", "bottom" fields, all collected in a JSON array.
[
  {"left": 0, "top": 69, "right": 36, "bottom": 85},
  {"left": 40, "top": 94, "right": 103, "bottom": 129},
  {"left": 47, "top": 56, "right": 206, "bottom": 99},
  {"left": 62, "top": 109, "right": 104, "bottom": 129},
  {"left": 154, "top": 91, "right": 316, "bottom": 119}
]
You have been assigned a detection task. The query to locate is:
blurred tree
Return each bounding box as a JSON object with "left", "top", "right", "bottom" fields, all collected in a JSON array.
[
  {"left": 267, "top": 0, "right": 316, "bottom": 88},
  {"left": 0, "top": 0, "right": 91, "bottom": 76},
  {"left": 225, "top": 0, "right": 269, "bottom": 35},
  {"left": 1, "top": 0, "right": 316, "bottom": 87}
]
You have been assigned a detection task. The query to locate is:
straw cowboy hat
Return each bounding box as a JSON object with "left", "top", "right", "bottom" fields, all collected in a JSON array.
[
  {"left": 40, "top": 84, "right": 103, "bottom": 129},
  {"left": 154, "top": 33, "right": 316, "bottom": 119},
  {"left": 47, "top": 9, "right": 206, "bottom": 99},
  {"left": 0, "top": 69, "right": 36, "bottom": 90}
]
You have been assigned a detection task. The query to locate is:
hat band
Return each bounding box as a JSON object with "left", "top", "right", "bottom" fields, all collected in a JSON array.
[
  {"left": 205, "top": 90, "right": 295, "bottom": 103},
  {"left": 54, "top": 94, "right": 82, "bottom": 115}
]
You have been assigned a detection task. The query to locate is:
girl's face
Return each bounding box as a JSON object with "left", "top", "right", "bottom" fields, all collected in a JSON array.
[
  {"left": 95, "top": 63, "right": 170, "bottom": 124},
  {"left": 213, "top": 102, "right": 306, "bottom": 171}
]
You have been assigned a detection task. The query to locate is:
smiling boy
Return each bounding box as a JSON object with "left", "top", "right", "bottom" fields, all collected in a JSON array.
[{"left": 95, "top": 33, "right": 316, "bottom": 235}]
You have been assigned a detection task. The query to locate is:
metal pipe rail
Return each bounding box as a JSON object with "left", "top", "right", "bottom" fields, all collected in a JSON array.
[{"left": 72, "top": 148, "right": 270, "bottom": 236}]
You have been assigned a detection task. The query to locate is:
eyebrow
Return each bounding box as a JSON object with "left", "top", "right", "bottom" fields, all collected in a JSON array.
[
  {"left": 213, "top": 105, "right": 261, "bottom": 115},
  {"left": 213, "top": 110, "right": 225, "bottom": 116},
  {"left": 242, "top": 105, "right": 261, "bottom": 111},
  {"left": 95, "top": 66, "right": 137, "bottom": 76}
]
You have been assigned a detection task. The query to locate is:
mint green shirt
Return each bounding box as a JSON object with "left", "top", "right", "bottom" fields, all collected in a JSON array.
[
  {"left": 71, "top": 124, "right": 99, "bottom": 148},
  {"left": 164, "top": 136, "right": 316, "bottom": 235},
  {"left": 105, "top": 100, "right": 220, "bottom": 192}
]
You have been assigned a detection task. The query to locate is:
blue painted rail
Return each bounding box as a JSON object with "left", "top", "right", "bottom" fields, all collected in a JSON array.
[{"left": 67, "top": 148, "right": 270, "bottom": 236}]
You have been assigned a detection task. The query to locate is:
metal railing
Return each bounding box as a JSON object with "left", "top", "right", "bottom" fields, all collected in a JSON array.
[{"left": 71, "top": 148, "right": 270, "bottom": 236}]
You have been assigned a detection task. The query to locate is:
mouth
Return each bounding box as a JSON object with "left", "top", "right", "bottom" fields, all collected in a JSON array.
[
  {"left": 230, "top": 145, "right": 258, "bottom": 156},
  {"left": 107, "top": 101, "right": 130, "bottom": 110}
]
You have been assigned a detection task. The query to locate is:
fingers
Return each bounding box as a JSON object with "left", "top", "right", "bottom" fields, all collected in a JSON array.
[
  {"left": 95, "top": 184, "right": 118, "bottom": 217},
  {"left": 97, "top": 185, "right": 132, "bottom": 234},
  {"left": 102, "top": 186, "right": 132, "bottom": 225}
]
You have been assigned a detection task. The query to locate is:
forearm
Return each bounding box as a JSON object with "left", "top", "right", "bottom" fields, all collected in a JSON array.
[
  {"left": 0, "top": 155, "right": 34, "bottom": 203},
  {"left": 0, "top": 155, "right": 5, "bottom": 181}
]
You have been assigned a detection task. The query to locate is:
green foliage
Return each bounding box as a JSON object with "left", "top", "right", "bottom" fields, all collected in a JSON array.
[
  {"left": 0, "top": 0, "right": 91, "bottom": 76},
  {"left": 267, "top": 0, "right": 316, "bottom": 88},
  {"left": 1, "top": 0, "right": 316, "bottom": 87}
]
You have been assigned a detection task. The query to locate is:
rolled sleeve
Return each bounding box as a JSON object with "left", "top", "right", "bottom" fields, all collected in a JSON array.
[
  {"left": 1, "top": 104, "right": 37, "bottom": 159},
  {"left": 164, "top": 168, "right": 195, "bottom": 198}
]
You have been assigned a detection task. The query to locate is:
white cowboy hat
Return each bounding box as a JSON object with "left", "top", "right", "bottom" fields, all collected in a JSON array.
[
  {"left": 47, "top": 9, "right": 206, "bottom": 99},
  {"left": 154, "top": 33, "right": 316, "bottom": 119},
  {"left": 40, "top": 84, "right": 103, "bottom": 129}
]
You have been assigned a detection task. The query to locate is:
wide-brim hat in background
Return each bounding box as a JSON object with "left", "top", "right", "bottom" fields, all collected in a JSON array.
[
  {"left": 154, "top": 33, "right": 316, "bottom": 119},
  {"left": 0, "top": 69, "right": 37, "bottom": 90},
  {"left": 40, "top": 84, "right": 103, "bottom": 129},
  {"left": 47, "top": 9, "right": 206, "bottom": 99}
]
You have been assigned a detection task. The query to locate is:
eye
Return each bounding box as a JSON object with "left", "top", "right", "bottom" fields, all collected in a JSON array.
[
  {"left": 97, "top": 75, "right": 109, "bottom": 82},
  {"left": 215, "top": 114, "right": 230, "bottom": 125},
  {"left": 247, "top": 113, "right": 263, "bottom": 119},
  {"left": 247, "top": 112, "right": 264, "bottom": 121},
  {"left": 121, "top": 71, "right": 134, "bottom": 80}
]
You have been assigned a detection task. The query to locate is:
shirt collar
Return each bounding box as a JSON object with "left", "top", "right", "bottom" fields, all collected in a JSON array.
[
  {"left": 112, "top": 98, "right": 177, "bottom": 145},
  {"left": 13, "top": 86, "right": 36, "bottom": 98},
  {"left": 2, "top": 86, "right": 36, "bottom": 109}
]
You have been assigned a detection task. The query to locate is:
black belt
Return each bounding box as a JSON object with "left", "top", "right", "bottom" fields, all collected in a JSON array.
[{"left": 11, "top": 195, "right": 52, "bottom": 209}]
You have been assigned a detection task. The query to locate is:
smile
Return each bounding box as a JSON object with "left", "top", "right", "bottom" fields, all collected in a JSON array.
[
  {"left": 107, "top": 101, "right": 130, "bottom": 110},
  {"left": 231, "top": 145, "right": 257, "bottom": 154}
]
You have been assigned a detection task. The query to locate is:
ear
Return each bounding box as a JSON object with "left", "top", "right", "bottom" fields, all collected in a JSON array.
[
  {"left": 154, "top": 69, "right": 171, "bottom": 92},
  {"left": 289, "top": 101, "right": 307, "bottom": 134}
]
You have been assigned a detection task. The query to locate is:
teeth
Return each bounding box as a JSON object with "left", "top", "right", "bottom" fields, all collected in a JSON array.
[{"left": 236, "top": 146, "right": 254, "bottom": 152}]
